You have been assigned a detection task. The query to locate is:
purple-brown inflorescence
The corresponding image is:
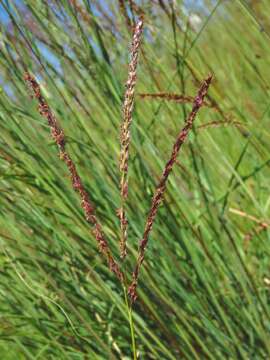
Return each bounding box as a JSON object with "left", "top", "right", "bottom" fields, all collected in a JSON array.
[
  {"left": 24, "top": 72, "right": 124, "bottom": 283},
  {"left": 139, "top": 92, "right": 211, "bottom": 107},
  {"left": 128, "top": 75, "right": 213, "bottom": 302},
  {"left": 118, "top": 16, "right": 143, "bottom": 259}
]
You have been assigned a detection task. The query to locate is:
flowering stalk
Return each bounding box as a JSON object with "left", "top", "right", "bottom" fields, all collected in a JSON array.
[
  {"left": 118, "top": 17, "right": 143, "bottom": 259},
  {"left": 139, "top": 92, "right": 211, "bottom": 107},
  {"left": 24, "top": 72, "right": 124, "bottom": 282},
  {"left": 197, "top": 119, "right": 244, "bottom": 130},
  {"left": 128, "top": 75, "right": 213, "bottom": 302}
]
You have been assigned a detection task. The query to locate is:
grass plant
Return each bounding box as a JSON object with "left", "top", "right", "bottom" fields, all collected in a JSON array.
[{"left": 0, "top": 1, "right": 270, "bottom": 359}]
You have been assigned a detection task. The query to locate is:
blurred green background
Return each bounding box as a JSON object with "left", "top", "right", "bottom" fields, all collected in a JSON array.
[{"left": 0, "top": 0, "right": 270, "bottom": 358}]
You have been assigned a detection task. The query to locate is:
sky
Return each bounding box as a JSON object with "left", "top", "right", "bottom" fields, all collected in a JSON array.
[
  {"left": 0, "top": 0, "right": 211, "bottom": 25},
  {"left": 0, "top": 0, "right": 214, "bottom": 90}
]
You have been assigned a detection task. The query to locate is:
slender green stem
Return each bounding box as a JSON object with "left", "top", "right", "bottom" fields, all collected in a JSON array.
[{"left": 123, "top": 285, "right": 137, "bottom": 360}]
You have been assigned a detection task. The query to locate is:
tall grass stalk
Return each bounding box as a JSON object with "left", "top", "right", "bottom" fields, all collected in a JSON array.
[
  {"left": 128, "top": 75, "right": 212, "bottom": 301},
  {"left": 123, "top": 285, "right": 137, "bottom": 360},
  {"left": 24, "top": 72, "right": 124, "bottom": 282},
  {"left": 119, "top": 16, "right": 144, "bottom": 259}
]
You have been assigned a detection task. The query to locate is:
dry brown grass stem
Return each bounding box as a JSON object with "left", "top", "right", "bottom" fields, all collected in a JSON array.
[
  {"left": 229, "top": 207, "right": 268, "bottom": 226},
  {"left": 24, "top": 72, "right": 124, "bottom": 283},
  {"left": 128, "top": 75, "right": 213, "bottom": 302},
  {"left": 118, "top": 17, "right": 144, "bottom": 259},
  {"left": 229, "top": 207, "right": 269, "bottom": 250}
]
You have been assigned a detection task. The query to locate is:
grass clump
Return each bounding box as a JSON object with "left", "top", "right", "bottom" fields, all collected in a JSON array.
[{"left": 0, "top": 1, "right": 270, "bottom": 359}]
